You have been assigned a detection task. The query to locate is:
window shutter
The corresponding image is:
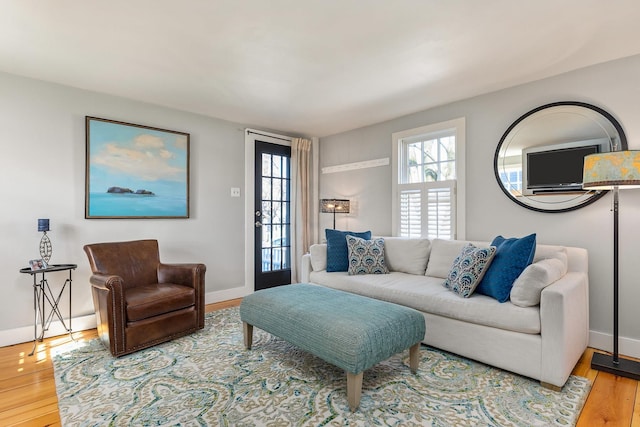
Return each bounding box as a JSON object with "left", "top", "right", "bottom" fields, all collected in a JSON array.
[
  {"left": 398, "top": 181, "right": 455, "bottom": 239},
  {"left": 399, "top": 189, "right": 421, "bottom": 238},
  {"left": 426, "top": 184, "right": 455, "bottom": 239}
]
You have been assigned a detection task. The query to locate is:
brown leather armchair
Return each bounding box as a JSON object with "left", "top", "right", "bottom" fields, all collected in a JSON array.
[{"left": 83, "top": 239, "right": 206, "bottom": 357}]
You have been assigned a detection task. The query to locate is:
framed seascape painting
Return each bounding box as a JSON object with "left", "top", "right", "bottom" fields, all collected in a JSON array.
[{"left": 85, "top": 117, "right": 190, "bottom": 219}]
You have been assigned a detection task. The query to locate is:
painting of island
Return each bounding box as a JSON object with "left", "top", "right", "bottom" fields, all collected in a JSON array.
[{"left": 85, "top": 117, "right": 189, "bottom": 218}]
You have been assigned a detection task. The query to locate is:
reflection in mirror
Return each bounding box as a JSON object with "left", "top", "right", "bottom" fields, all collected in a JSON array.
[{"left": 494, "top": 102, "right": 627, "bottom": 212}]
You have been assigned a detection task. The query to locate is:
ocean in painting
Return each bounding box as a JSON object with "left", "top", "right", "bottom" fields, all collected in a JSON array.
[{"left": 88, "top": 192, "right": 188, "bottom": 217}]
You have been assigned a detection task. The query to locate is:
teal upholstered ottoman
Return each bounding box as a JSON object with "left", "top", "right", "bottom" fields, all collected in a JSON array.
[{"left": 239, "top": 283, "right": 426, "bottom": 411}]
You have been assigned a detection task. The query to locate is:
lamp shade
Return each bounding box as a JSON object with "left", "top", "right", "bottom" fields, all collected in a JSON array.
[
  {"left": 583, "top": 151, "right": 640, "bottom": 190},
  {"left": 37, "top": 218, "right": 50, "bottom": 232},
  {"left": 320, "top": 199, "right": 350, "bottom": 213}
]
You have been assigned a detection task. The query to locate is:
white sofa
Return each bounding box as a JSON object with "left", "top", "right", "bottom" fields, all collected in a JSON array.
[{"left": 300, "top": 237, "right": 589, "bottom": 389}]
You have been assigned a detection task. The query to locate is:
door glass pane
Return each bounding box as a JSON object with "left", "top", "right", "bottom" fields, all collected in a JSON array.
[
  {"left": 262, "top": 248, "right": 271, "bottom": 272},
  {"left": 262, "top": 201, "right": 271, "bottom": 225},
  {"left": 272, "top": 202, "right": 282, "bottom": 224},
  {"left": 262, "top": 224, "right": 272, "bottom": 248},
  {"left": 262, "top": 178, "right": 271, "bottom": 200},
  {"left": 272, "top": 178, "right": 282, "bottom": 201},
  {"left": 272, "top": 224, "right": 282, "bottom": 247},
  {"left": 272, "top": 155, "right": 282, "bottom": 178},
  {"left": 262, "top": 153, "right": 271, "bottom": 176}
]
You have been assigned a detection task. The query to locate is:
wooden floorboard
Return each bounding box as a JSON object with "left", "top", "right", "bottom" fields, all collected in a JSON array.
[{"left": 0, "top": 297, "right": 637, "bottom": 426}]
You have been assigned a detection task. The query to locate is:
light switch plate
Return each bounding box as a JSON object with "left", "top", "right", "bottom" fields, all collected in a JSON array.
[{"left": 231, "top": 187, "right": 241, "bottom": 197}]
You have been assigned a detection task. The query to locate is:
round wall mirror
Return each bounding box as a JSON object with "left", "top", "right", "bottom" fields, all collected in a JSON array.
[{"left": 494, "top": 101, "right": 627, "bottom": 213}]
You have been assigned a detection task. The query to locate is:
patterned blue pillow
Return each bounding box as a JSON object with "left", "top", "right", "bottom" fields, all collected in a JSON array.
[
  {"left": 346, "top": 235, "right": 389, "bottom": 275},
  {"left": 476, "top": 233, "right": 537, "bottom": 302},
  {"left": 443, "top": 244, "right": 497, "bottom": 297},
  {"left": 326, "top": 229, "right": 371, "bottom": 272}
]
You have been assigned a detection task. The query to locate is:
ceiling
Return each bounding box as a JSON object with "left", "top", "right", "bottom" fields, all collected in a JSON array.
[{"left": 2, "top": 1, "right": 640, "bottom": 137}]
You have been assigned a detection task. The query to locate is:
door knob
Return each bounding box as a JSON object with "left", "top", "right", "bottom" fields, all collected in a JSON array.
[{"left": 255, "top": 221, "right": 262, "bottom": 228}]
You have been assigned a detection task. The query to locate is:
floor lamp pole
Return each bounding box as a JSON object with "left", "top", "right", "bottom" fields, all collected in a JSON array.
[
  {"left": 613, "top": 186, "right": 619, "bottom": 363},
  {"left": 591, "top": 185, "right": 640, "bottom": 379}
]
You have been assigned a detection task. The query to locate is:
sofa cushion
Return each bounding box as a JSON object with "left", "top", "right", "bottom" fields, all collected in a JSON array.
[
  {"left": 308, "top": 271, "right": 541, "bottom": 334},
  {"left": 346, "top": 235, "right": 389, "bottom": 275},
  {"left": 443, "top": 244, "right": 496, "bottom": 298},
  {"left": 383, "top": 237, "right": 431, "bottom": 275},
  {"left": 476, "top": 233, "right": 537, "bottom": 303},
  {"left": 309, "top": 244, "right": 327, "bottom": 271},
  {"left": 510, "top": 248, "right": 568, "bottom": 307},
  {"left": 326, "top": 229, "right": 371, "bottom": 272},
  {"left": 425, "top": 239, "right": 468, "bottom": 278}
]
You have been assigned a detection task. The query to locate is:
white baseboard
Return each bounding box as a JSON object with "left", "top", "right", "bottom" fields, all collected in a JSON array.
[
  {"left": 589, "top": 330, "right": 640, "bottom": 359},
  {"left": 0, "top": 286, "right": 254, "bottom": 348},
  {"left": 0, "top": 314, "right": 96, "bottom": 348},
  {"left": 205, "top": 285, "right": 252, "bottom": 305}
]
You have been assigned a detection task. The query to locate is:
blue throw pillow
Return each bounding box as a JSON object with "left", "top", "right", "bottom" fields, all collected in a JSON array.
[
  {"left": 326, "top": 229, "right": 371, "bottom": 272},
  {"left": 476, "top": 233, "right": 536, "bottom": 303}
]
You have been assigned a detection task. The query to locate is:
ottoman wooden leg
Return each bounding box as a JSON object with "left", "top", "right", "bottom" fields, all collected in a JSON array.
[
  {"left": 243, "top": 322, "right": 253, "bottom": 350},
  {"left": 409, "top": 343, "right": 420, "bottom": 374},
  {"left": 347, "top": 371, "right": 363, "bottom": 411}
]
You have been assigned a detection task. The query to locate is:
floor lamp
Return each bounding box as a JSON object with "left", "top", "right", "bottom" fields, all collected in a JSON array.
[
  {"left": 583, "top": 150, "right": 640, "bottom": 380},
  {"left": 320, "top": 199, "right": 350, "bottom": 229}
]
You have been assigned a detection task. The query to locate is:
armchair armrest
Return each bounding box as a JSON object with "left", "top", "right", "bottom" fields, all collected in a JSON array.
[
  {"left": 158, "top": 263, "right": 206, "bottom": 288},
  {"left": 89, "top": 273, "right": 127, "bottom": 355},
  {"left": 158, "top": 263, "right": 206, "bottom": 328}
]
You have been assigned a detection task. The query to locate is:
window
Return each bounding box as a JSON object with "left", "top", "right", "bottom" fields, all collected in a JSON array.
[{"left": 392, "top": 118, "right": 465, "bottom": 240}]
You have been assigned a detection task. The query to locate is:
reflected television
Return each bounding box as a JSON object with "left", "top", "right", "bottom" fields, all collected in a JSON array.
[{"left": 522, "top": 138, "right": 610, "bottom": 195}]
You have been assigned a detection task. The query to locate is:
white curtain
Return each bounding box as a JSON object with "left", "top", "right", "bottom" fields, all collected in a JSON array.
[{"left": 290, "top": 138, "right": 312, "bottom": 282}]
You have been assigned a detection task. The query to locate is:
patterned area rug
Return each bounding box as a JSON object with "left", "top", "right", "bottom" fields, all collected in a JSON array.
[{"left": 52, "top": 307, "right": 590, "bottom": 426}]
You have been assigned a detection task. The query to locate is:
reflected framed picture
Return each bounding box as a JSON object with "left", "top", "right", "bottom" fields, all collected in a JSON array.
[{"left": 85, "top": 117, "right": 190, "bottom": 219}]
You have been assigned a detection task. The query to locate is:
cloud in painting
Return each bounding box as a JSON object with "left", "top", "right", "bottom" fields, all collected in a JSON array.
[{"left": 92, "top": 133, "right": 185, "bottom": 182}]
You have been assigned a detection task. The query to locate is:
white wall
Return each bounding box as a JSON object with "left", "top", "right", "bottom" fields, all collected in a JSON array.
[
  {"left": 319, "top": 54, "right": 640, "bottom": 358},
  {"left": 0, "top": 71, "right": 287, "bottom": 345}
]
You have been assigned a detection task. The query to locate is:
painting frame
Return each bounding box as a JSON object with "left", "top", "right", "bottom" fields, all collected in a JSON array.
[{"left": 85, "top": 116, "right": 190, "bottom": 219}]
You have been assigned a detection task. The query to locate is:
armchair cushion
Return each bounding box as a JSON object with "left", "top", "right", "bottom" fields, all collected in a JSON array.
[{"left": 125, "top": 283, "right": 196, "bottom": 322}]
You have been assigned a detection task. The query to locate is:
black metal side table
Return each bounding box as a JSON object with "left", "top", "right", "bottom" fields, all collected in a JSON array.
[{"left": 19, "top": 263, "right": 77, "bottom": 356}]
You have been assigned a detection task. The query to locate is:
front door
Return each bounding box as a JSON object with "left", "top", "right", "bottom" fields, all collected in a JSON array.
[{"left": 254, "top": 141, "right": 292, "bottom": 290}]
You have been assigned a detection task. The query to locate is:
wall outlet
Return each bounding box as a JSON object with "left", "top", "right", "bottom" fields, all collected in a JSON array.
[{"left": 230, "top": 187, "right": 241, "bottom": 197}]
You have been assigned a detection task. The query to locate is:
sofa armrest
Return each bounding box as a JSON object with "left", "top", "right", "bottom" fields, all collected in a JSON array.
[
  {"left": 540, "top": 271, "right": 589, "bottom": 387},
  {"left": 301, "top": 253, "right": 312, "bottom": 283}
]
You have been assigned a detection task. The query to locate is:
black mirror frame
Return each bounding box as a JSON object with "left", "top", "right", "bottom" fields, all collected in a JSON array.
[{"left": 493, "top": 101, "right": 627, "bottom": 213}]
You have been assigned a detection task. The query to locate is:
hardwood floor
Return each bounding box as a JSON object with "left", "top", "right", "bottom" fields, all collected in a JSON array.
[{"left": 1, "top": 298, "right": 638, "bottom": 426}]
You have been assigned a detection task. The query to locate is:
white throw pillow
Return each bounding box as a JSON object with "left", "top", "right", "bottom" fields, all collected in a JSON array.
[
  {"left": 425, "top": 239, "right": 468, "bottom": 278},
  {"left": 309, "top": 244, "right": 327, "bottom": 272},
  {"left": 510, "top": 249, "right": 568, "bottom": 307},
  {"left": 383, "top": 237, "right": 431, "bottom": 275}
]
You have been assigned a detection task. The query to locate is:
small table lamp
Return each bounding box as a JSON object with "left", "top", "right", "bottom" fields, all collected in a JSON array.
[
  {"left": 38, "top": 218, "right": 52, "bottom": 264},
  {"left": 320, "top": 199, "right": 350, "bottom": 229},
  {"left": 583, "top": 150, "right": 640, "bottom": 380}
]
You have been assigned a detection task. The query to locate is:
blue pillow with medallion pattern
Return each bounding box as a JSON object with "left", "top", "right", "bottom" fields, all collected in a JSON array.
[
  {"left": 346, "top": 235, "right": 389, "bottom": 275},
  {"left": 476, "top": 233, "right": 536, "bottom": 302},
  {"left": 326, "top": 229, "right": 371, "bottom": 272},
  {"left": 443, "top": 243, "right": 497, "bottom": 297}
]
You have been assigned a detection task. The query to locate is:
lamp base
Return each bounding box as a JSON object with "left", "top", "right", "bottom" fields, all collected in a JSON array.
[{"left": 591, "top": 351, "right": 640, "bottom": 381}]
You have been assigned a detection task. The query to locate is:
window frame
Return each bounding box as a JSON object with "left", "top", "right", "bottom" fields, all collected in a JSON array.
[{"left": 391, "top": 117, "right": 466, "bottom": 240}]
